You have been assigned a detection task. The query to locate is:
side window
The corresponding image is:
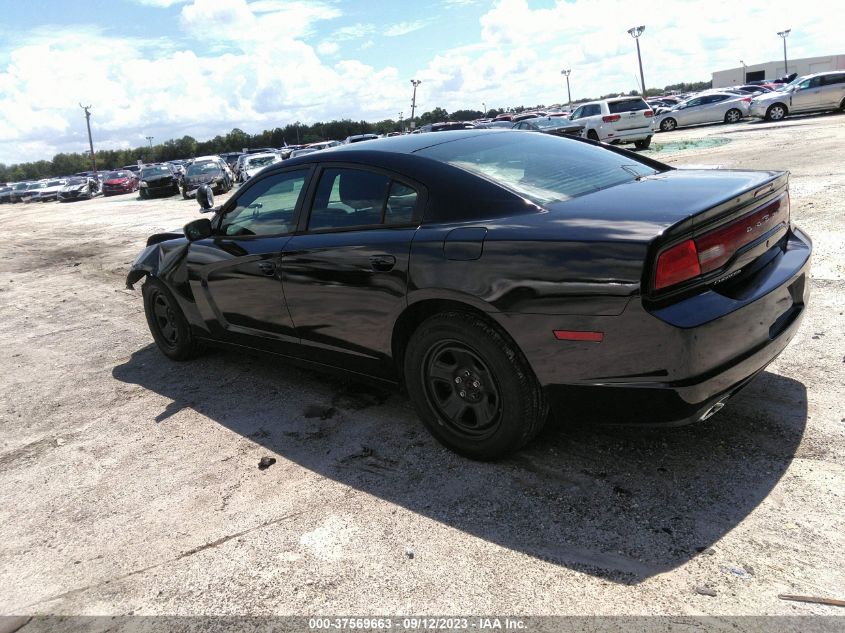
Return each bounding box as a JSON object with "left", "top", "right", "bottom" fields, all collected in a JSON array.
[
  {"left": 385, "top": 181, "right": 418, "bottom": 225},
  {"left": 220, "top": 169, "right": 307, "bottom": 237},
  {"left": 686, "top": 98, "right": 703, "bottom": 107},
  {"left": 570, "top": 107, "right": 583, "bottom": 120},
  {"left": 587, "top": 105, "right": 601, "bottom": 116},
  {"left": 823, "top": 73, "right": 845, "bottom": 85},
  {"left": 797, "top": 79, "right": 811, "bottom": 90},
  {"left": 308, "top": 168, "right": 390, "bottom": 230},
  {"left": 709, "top": 95, "right": 728, "bottom": 103}
]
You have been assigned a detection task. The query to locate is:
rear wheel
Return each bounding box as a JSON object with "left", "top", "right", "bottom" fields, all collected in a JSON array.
[
  {"left": 765, "top": 103, "right": 787, "bottom": 121},
  {"left": 634, "top": 136, "right": 652, "bottom": 150},
  {"left": 403, "top": 312, "right": 547, "bottom": 460},
  {"left": 724, "top": 108, "right": 742, "bottom": 123},
  {"left": 142, "top": 278, "right": 202, "bottom": 361},
  {"left": 659, "top": 117, "right": 677, "bottom": 132}
]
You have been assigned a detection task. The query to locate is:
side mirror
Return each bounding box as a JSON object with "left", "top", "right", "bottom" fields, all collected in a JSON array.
[
  {"left": 184, "top": 218, "right": 212, "bottom": 242},
  {"left": 196, "top": 184, "right": 214, "bottom": 210}
]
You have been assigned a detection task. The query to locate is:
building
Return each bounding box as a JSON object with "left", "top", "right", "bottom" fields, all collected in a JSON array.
[{"left": 712, "top": 54, "right": 845, "bottom": 88}]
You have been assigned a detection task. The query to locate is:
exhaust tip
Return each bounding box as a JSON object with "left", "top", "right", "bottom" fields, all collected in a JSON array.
[{"left": 700, "top": 400, "right": 726, "bottom": 421}]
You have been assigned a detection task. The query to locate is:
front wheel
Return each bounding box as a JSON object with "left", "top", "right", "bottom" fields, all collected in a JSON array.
[
  {"left": 142, "top": 278, "right": 203, "bottom": 361},
  {"left": 586, "top": 129, "right": 600, "bottom": 141},
  {"left": 765, "top": 103, "right": 787, "bottom": 121},
  {"left": 659, "top": 117, "right": 677, "bottom": 132},
  {"left": 181, "top": 184, "right": 190, "bottom": 200},
  {"left": 634, "top": 136, "right": 652, "bottom": 150},
  {"left": 403, "top": 312, "right": 547, "bottom": 460},
  {"left": 724, "top": 108, "right": 742, "bottom": 123}
]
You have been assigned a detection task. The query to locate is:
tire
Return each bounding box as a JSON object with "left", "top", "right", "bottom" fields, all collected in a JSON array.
[
  {"left": 765, "top": 103, "right": 787, "bottom": 121},
  {"left": 634, "top": 136, "right": 652, "bottom": 150},
  {"left": 724, "top": 108, "right": 742, "bottom": 124},
  {"left": 142, "top": 278, "right": 202, "bottom": 361},
  {"left": 839, "top": 98, "right": 845, "bottom": 112},
  {"left": 587, "top": 130, "right": 600, "bottom": 141},
  {"left": 403, "top": 311, "right": 547, "bottom": 460},
  {"left": 181, "top": 184, "right": 190, "bottom": 200},
  {"left": 139, "top": 189, "right": 148, "bottom": 200},
  {"left": 659, "top": 117, "right": 677, "bottom": 132}
]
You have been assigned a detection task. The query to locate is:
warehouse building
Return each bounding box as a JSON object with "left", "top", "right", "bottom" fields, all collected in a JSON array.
[{"left": 713, "top": 54, "right": 845, "bottom": 88}]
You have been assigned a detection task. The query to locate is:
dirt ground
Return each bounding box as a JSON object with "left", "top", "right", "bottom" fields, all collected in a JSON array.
[{"left": 1, "top": 114, "right": 843, "bottom": 623}]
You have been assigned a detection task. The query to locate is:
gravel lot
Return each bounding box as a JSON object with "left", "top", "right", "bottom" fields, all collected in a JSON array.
[{"left": 1, "top": 115, "right": 843, "bottom": 622}]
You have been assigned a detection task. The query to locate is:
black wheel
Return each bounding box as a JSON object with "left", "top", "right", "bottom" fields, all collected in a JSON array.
[
  {"left": 139, "top": 189, "right": 148, "bottom": 200},
  {"left": 587, "top": 129, "right": 600, "bottom": 141},
  {"left": 142, "top": 278, "right": 202, "bottom": 361},
  {"left": 181, "top": 184, "right": 190, "bottom": 200},
  {"left": 403, "top": 312, "right": 547, "bottom": 460},
  {"left": 634, "top": 136, "right": 652, "bottom": 150},
  {"left": 839, "top": 98, "right": 845, "bottom": 112},
  {"left": 765, "top": 103, "right": 787, "bottom": 121},
  {"left": 724, "top": 108, "right": 742, "bottom": 123},
  {"left": 659, "top": 117, "right": 677, "bottom": 132}
]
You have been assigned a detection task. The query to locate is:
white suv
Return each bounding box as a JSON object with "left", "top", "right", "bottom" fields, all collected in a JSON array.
[
  {"left": 749, "top": 70, "right": 845, "bottom": 121},
  {"left": 568, "top": 97, "right": 656, "bottom": 149}
]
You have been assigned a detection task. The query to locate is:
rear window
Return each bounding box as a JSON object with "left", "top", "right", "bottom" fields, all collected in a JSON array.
[
  {"left": 608, "top": 99, "right": 649, "bottom": 114},
  {"left": 417, "top": 132, "right": 660, "bottom": 206}
]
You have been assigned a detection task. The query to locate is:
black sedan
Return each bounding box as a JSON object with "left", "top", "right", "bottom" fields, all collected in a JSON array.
[
  {"left": 127, "top": 131, "right": 811, "bottom": 460},
  {"left": 139, "top": 164, "right": 180, "bottom": 199},
  {"left": 511, "top": 116, "right": 583, "bottom": 137}
]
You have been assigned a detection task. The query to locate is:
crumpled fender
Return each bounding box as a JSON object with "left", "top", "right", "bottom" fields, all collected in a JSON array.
[{"left": 125, "top": 233, "right": 190, "bottom": 289}]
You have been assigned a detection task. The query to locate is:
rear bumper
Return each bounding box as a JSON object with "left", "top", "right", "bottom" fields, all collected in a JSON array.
[
  {"left": 502, "top": 227, "right": 811, "bottom": 425},
  {"left": 598, "top": 125, "right": 654, "bottom": 143}
]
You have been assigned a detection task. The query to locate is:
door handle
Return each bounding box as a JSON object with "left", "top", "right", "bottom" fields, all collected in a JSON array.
[
  {"left": 258, "top": 261, "right": 276, "bottom": 276},
  {"left": 369, "top": 254, "right": 396, "bottom": 271}
]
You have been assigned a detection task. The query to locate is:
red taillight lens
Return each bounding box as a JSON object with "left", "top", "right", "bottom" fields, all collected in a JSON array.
[
  {"left": 741, "top": 97, "right": 752, "bottom": 102},
  {"left": 654, "top": 192, "right": 790, "bottom": 291},
  {"left": 602, "top": 114, "right": 621, "bottom": 122},
  {"left": 655, "top": 239, "right": 701, "bottom": 290},
  {"left": 644, "top": 110, "right": 654, "bottom": 117}
]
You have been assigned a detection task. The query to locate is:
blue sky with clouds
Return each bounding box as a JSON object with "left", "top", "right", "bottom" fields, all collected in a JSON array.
[{"left": 0, "top": 0, "right": 839, "bottom": 164}]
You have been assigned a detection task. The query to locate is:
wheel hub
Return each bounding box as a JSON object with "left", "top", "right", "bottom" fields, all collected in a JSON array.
[{"left": 454, "top": 368, "right": 484, "bottom": 402}]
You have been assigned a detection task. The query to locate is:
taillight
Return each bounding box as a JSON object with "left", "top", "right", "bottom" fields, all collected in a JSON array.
[
  {"left": 654, "top": 192, "right": 790, "bottom": 291},
  {"left": 644, "top": 110, "right": 654, "bottom": 117},
  {"left": 741, "top": 97, "right": 752, "bottom": 103},
  {"left": 655, "top": 239, "right": 701, "bottom": 290},
  {"left": 602, "top": 114, "right": 621, "bottom": 122}
]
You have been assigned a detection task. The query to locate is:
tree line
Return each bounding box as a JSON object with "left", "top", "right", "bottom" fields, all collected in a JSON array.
[{"left": 1, "top": 81, "right": 711, "bottom": 182}]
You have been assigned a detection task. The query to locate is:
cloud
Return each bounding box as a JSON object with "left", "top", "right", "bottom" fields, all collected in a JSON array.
[
  {"left": 384, "top": 21, "right": 427, "bottom": 37},
  {"left": 317, "top": 41, "right": 339, "bottom": 55}
]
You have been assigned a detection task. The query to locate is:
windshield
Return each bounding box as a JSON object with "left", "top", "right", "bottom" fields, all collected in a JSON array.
[
  {"left": 531, "top": 118, "right": 570, "bottom": 129},
  {"left": 47, "top": 180, "right": 63, "bottom": 187},
  {"left": 186, "top": 162, "right": 221, "bottom": 177},
  {"left": 776, "top": 76, "right": 804, "bottom": 92},
  {"left": 141, "top": 166, "right": 171, "bottom": 178},
  {"left": 28, "top": 182, "right": 46, "bottom": 190},
  {"left": 14, "top": 183, "right": 29, "bottom": 191},
  {"left": 106, "top": 171, "right": 127, "bottom": 179},
  {"left": 246, "top": 156, "right": 276, "bottom": 169},
  {"left": 66, "top": 177, "right": 86, "bottom": 185},
  {"left": 418, "top": 132, "right": 660, "bottom": 206}
]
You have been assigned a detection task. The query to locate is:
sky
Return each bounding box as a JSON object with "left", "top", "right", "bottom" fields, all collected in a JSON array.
[{"left": 0, "top": 0, "right": 839, "bottom": 165}]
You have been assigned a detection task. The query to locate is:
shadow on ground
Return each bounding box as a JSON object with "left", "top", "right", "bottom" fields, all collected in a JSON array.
[{"left": 113, "top": 345, "right": 806, "bottom": 584}]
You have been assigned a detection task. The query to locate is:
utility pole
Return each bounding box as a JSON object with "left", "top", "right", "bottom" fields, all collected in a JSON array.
[
  {"left": 482, "top": 102, "right": 487, "bottom": 116},
  {"left": 146, "top": 136, "right": 154, "bottom": 149},
  {"left": 740, "top": 60, "right": 747, "bottom": 83},
  {"left": 627, "top": 26, "right": 646, "bottom": 96},
  {"left": 79, "top": 103, "right": 97, "bottom": 173},
  {"left": 777, "top": 29, "right": 791, "bottom": 76},
  {"left": 410, "top": 79, "right": 421, "bottom": 127},
  {"left": 398, "top": 111, "right": 404, "bottom": 132},
  {"left": 560, "top": 69, "right": 572, "bottom": 108}
]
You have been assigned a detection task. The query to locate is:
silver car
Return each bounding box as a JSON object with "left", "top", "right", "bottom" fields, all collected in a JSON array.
[
  {"left": 655, "top": 92, "right": 751, "bottom": 132},
  {"left": 749, "top": 71, "right": 845, "bottom": 121}
]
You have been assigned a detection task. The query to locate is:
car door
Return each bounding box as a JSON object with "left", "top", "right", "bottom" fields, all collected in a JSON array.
[
  {"left": 676, "top": 97, "right": 705, "bottom": 125},
  {"left": 790, "top": 77, "right": 822, "bottom": 112},
  {"left": 820, "top": 72, "right": 845, "bottom": 108},
  {"left": 187, "top": 167, "right": 311, "bottom": 352},
  {"left": 280, "top": 165, "right": 425, "bottom": 378},
  {"left": 700, "top": 94, "right": 729, "bottom": 122}
]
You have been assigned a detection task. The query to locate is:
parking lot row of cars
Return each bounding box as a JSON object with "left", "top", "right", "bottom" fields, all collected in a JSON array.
[{"left": 3, "top": 71, "right": 843, "bottom": 203}]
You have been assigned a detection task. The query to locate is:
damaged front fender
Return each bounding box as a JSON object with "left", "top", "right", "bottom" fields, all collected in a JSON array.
[{"left": 125, "top": 233, "right": 191, "bottom": 289}]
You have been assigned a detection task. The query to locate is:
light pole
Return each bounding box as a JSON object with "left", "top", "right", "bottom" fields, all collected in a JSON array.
[
  {"left": 560, "top": 69, "right": 572, "bottom": 108},
  {"left": 740, "top": 60, "right": 747, "bottom": 83},
  {"left": 398, "top": 111, "right": 403, "bottom": 132},
  {"left": 777, "top": 29, "right": 791, "bottom": 76},
  {"left": 146, "top": 136, "right": 154, "bottom": 148},
  {"left": 79, "top": 103, "right": 97, "bottom": 173},
  {"left": 482, "top": 102, "right": 486, "bottom": 116},
  {"left": 627, "top": 26, "right": 646, "bottom": 96},
  {"left": 410, "top": 79, "right": 421, "bottom": 127}
]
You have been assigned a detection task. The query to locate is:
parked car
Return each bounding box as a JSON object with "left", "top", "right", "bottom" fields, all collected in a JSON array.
[
  {"left": 139, "top": 164, "right": 180, "bottom": 199},
  {"left": 8, "top": 182, "right": 34, "bottom": 203},
  {"left": 568, "top": 97, "right": 655, "bottom": 149},
  {"left": 21, "top": 181, "right": 48, "bottom": 203},
  {"left": 0, "top": 185, "right": 12, "bottom": 204},
  {"left": 34, "top": 178, "right": 68, "bottom": 202},
  {"left": 289, "top": 141, "right": 341, "bottom": 158},
  {"left": 103, "top": 170, "right": 140, "bottom": 196},
  {"left": 656, "top": 93, "right": 751, "bottom": 132},
  {"left": 344, "top": 134, "right": 379, "bottom": 144},
  {"left": 239, "top": 152, "right": 282, "bottom": 182},
  {"left": 58, "top": 176, "right": 101, "bottom": 202},
  {"left": 127, "top": 130, "right": 810, "bottom": 460},
  {"left": 511, "top": 116, "right": 583, "bottom": 137},
  {"left": 180, "top": 157, "right": 232, "bottom": 199},
  {"left": 749, "top": 71, "right": 845, "bottom": 121}
]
